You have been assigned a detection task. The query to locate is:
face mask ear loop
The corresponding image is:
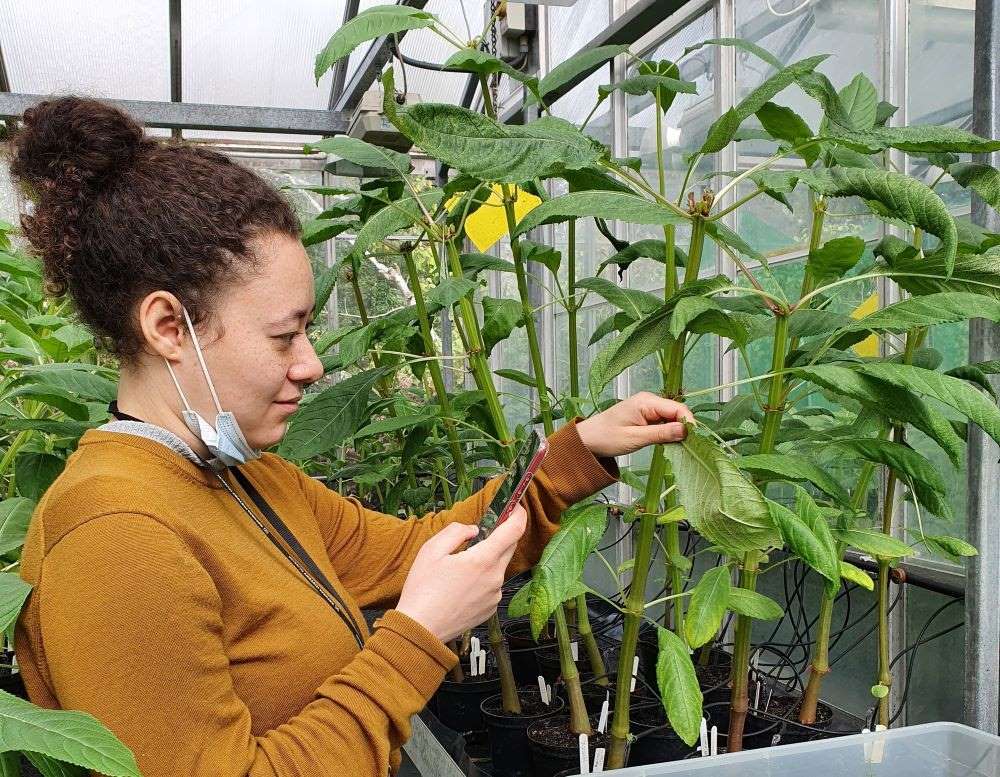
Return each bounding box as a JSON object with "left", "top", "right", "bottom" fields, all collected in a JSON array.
[
  {"left": 164, "top": 359, "right": 195, "bottom": 413},
  {"left": 181, "top": 306, "right": 224, "bottom": 415}
]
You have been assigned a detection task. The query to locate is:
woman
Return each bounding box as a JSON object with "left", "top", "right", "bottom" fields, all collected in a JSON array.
[{"left": 9, "top": 97, "right": 692, "bottom": 777}]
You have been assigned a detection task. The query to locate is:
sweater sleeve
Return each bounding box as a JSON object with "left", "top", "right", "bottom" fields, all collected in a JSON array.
[
  {"left": 296, "top": 419, "right": 618, "bottom": 609},
  {"left": 37, "top": 513, "right": 458, "bottom": 777}
]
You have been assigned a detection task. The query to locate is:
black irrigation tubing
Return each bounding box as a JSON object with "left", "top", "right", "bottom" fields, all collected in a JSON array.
[
  {"left": 888, "top": 598, "right": 964, "bottom": 726},
  {"left": 829, "top": 587, "right": 903, "bottom": 668}
]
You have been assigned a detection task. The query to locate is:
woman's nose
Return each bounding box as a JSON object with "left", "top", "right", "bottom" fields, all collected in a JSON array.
[{"left": 289, "top": 339, "right": 325, "bottom": 386}]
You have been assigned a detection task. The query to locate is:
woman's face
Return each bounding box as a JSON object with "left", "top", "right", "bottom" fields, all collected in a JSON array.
[{"left": 180, "top": 231, "right": 325, "bottom": 451}]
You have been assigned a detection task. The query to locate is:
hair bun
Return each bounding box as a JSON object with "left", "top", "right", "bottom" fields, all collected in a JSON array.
[{"left": 11, "top": 96, "right": 151, "bottom": 198}]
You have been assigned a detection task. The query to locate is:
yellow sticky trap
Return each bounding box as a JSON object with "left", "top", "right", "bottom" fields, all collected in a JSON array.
[
  {"left": 451, "top": 184, "right": 542, "bottom": 252},
  {"left": 850, "top": 292, "right": 880, "bottom": 357}
]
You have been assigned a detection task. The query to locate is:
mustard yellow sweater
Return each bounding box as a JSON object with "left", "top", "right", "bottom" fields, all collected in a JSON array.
[{"left": 15, "top": 421, "right": 616, "bottom": 777}]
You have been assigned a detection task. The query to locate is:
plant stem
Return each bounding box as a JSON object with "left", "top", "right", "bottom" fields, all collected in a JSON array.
[
  {"left": 876, "top": 331, "right": 917, "bottom": 727},
  {"left": 729, "top": 310, "right": 791, "bottom": 752},
  {"left": 556, "top": 606, "right": 593, "bottom": 735},
  {"left": 402, "top": 250, "right": 469, "bottom": 487},
  {"left": 727, "top": 553, "right": 761, "bottom": 752}
]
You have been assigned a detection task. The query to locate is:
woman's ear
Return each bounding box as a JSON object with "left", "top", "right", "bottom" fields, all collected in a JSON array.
[{"left": 137, "top": 291, "right": 186, "bottom": 360}]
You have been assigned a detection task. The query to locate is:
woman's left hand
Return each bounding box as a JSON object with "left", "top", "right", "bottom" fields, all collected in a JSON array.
[{"left": 575, "top": 391, "right": 695, "bottom": 458}]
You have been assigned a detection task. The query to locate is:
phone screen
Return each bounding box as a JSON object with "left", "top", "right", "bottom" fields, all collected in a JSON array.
[{"left": 477, "top": 430, "right": 545, "bottom": 539}]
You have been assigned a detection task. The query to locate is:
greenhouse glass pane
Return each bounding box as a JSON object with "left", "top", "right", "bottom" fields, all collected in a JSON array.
[
  {"left": 0, "top": 0, "right": 169, "bottom": 101},
  {"left": 184, "top": 0, "right": 345, "bottom": 110},
  {"left": 0, "top": 163, "right": 19, "bottom": 226},
  {"left": 735, "top": 0, "right": 882, "bottom": 156},
  {"left": 904, "top": 587, "right": 965, "bottom": 724},
  {"left": 548, "top": 0, "right": 610, "bottom": 67},
  {"left": 626, "top": 8, "right": 718, "bottom": 292}
]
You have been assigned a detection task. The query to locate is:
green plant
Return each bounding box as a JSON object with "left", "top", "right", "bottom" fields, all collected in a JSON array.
[{"left": 1, "top": 222, "right": 142, "bottom": 775}]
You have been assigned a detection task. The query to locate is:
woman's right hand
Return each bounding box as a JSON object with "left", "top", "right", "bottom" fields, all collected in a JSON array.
[{"left": 396, "top": 506, "right": 528, "bottom": 643}]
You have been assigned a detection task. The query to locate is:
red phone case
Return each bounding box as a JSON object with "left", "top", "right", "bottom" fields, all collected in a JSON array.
[{"left": 493, "top": 437, "right": 549, "bottom": 529}]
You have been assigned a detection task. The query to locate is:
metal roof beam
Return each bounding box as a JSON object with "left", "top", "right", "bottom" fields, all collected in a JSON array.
[
  {"left": 0, "top": 93, "right": 350, "bottom": 135},
  {"left": 331, "top": 0, "right": 431, "bottom": 115},
  {"left": 329, "top": 0, "right": 361, "bottom": 110},
  {"left": 501, "top": 0, "right": 687, "bottom": 125},
  {"left": 169, "top": 0, "right": 182, "bottom": 139}
]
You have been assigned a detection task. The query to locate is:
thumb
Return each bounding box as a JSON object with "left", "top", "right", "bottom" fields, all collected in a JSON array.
[
  {"left": 424, "top": 522, "right": 480, "bottom": 558},
  {"left": 473, "top": 504, "right": 528, "bottom": 563}
]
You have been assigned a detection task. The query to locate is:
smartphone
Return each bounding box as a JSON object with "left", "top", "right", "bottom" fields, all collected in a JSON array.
[{"left": 475, "top": 431, "right": 548, "bottom": 543}]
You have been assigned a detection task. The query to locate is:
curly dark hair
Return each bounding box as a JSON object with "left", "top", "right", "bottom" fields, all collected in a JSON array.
[{"left": 7, "top": 96, "right": 301, "bottom": 360}]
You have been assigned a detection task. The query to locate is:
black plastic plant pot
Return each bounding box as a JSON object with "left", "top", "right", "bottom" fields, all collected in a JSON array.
[
  {"left": 758, "top": 694, "right": 840, "bottom": 745},
  {"left": 481, "top": 687, "right": 564, "bottom": 777},
  {"left": 627, "top": 703, "right": 706, "bottom": 765},
  {"left": 572, "top": 676, "right": 653, "bottom": 716},
  {"left": 503, "top": 620, "right": 557, "bottom": 686},
  {"left": 703, "top": 701, "right": 782, "bottom": 750},
  {"left": 435, "top": 673, "right": 501, "bottom": 733},
  {"left": 526, "top": 713, "right": 613, "bottom": 777}
]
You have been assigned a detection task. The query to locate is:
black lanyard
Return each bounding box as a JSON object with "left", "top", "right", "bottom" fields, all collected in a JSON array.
[{"left": 108, "top": 402, "right": 366, "bottom": 649}]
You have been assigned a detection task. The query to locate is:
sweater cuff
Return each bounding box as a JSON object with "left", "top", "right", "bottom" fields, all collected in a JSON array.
[
  {"left": 541, "top": 419, "right": 619, "bottom": 506},
  {"left": 367, "top": 610, "right": 459, "bottom": 700}
]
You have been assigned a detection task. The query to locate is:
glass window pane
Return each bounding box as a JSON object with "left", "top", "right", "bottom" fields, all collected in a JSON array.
[
  {"left": 626, "top": 9, "right": 718, "bottom": 292},
  {"left": 0, "top": 0, "right": 170, "bottom": 100}
]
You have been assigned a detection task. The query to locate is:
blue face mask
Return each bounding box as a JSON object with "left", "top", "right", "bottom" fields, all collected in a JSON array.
[{"left": 163, "top": 306, "right": 261, "bottom": 468}]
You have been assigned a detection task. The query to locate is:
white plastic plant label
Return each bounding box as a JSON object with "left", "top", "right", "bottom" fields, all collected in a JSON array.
[{"left": 578, "top": 734, "right": 590, "bottom": 774}]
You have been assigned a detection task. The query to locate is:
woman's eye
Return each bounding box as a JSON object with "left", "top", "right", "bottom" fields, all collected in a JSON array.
[{"left": 275, "top": 332, "right": 297, "bottom": 345}]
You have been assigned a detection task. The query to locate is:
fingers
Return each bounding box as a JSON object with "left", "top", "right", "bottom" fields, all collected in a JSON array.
[
  {"left": 424, "top": 522, "right": 480, "bottom": 558},
  {"left": 637, "top": 393, "right": 694, "bottom": 425},
  {"left": 636, "top": 420, "right": 688, "bottom": 446},
  {"left": 468, "top": 504, "right": 527, "bottom": 565}
]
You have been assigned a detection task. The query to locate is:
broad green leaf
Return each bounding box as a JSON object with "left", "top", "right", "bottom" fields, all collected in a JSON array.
[
  {"left": 507, "top": 581, "right": 535, "bottom": 618},
  {"left": 767, "top": 500, "right": 839, "bottom": 583},
  {"left": 313, "top": 265, "right": 338, "bottom": 320},
  {"left": 662, "top": 430, "right": 778, "bottom": 553},
  {"left": 0, "top": 498, "right": 35, "bottom": 555},
  {"left": 792, "top": 168, "right": 957, "bottom": 274},
  {"left": 637, "top": 59, "right": 688, "bottom": 113},
  {"left": 588, "top": 311, "right": 632, "bottom": 345},
  {"left": 314, "top": 6, "right": 434, "bottom": 81},
  {"left": 576, "top": 277, "right": 660, "bottom": 319},
  {"left": 840, "top": 561, "right": 874, "bottom": 591},
  {"left": 683, "top": 38, "right": 782, "bottom": 70},
  {"left": 756, "top": 102, "right": 818, "bottom": 167},
  {"left": 596, "top": 239, "right": 687, "bottom": 275},
  {"left": 842, "top": 292, "right": 1000, "bottom": 334},
  {"left": 303, "top": 136, "right": 411, "bottom": 173},
  {"left": 23, "top": 753, "right": 85, "bottom": 777},
  {"left": 13, "top": 365, "right": 117, "bottom": 404},
  {"left": 382, "top": 70, "right": 602, "bottom": 183},
  {"left": 460, "top": 252, "right": 515, "bottom": 276},
  {"left": 0, "top": 573, "right": 32, "bottom": 634},
  {"left": 833, "top": 438, "right": 946, "bottom": 496},
  {"left": 655, "top": 627, "right": 702, "bottom": 747},
  {"left": 807, "top": 236, "right": 865, "bottom": 286},
  {"left": 0, "top": 252, "right": 41, "bottom": 280},
  {"left": 14, "top": 453, "right": 63, "bottom": 502},
  {"left": 669, "top": 297, "right": 723, "bottom": 339},
  {"left": 949, "top": 162, "right": 1000, "bottom": 210},
  {"left": 278, "top": 367, "right": 390, "bottom": 459},
  {"left": 512, "top": 191, "right": 687, "bottom": 238},
  {"left": 528, "top": 45, "right": 628, "bottom": 107},
  {"left": 727, "top": 587, "right": 784, "bottom": 620},
  {"left": 426, "top": 277, "right": 477, "bottom": 310},
  {"left": 738, "top": 453, "right": 850, "bottom": 506},
  {"left": 494, "top": 368, "right": 536, "bottom": 387},
  {"left": 794, "top": 365, "right": 965, "bottom": 466},
  {"left": 521, "top": 240, "right": 561, "bottom": 276},
  {"left": 826, "top": 123, "right": 1000, "bottom": 155},
  {"left": 598, "top": 73, "right": 696, "bottom": 101},
  {"left": 443, "top": 49, "right": 540, "bottom": 100},
  {"left": 704, "top": 220, "right": 764, "bottom": 263},
  {"left": 837, "top": 73, "right": 878, "bottom": 131},
  {"left": 530, "top": 503, "right": 608, "bottom": 638},
  {"left": 3, "top": 388, "right": 89, "bottom": 422},
  {"left": 701, "top": 55, "right": 827, "bottom": 153},
  {"left": 350, "top": 189, "right": 443, "bottom": 258},
  {"left": 837, "top": 529, "right": 914, "bottom": 559},
  {"left": 877, "top": 240, "right": 1000, "bottom": 300},
  {"left": 856, "top": 362, "right": 1000, "bottom": 446},
  {"left": 0, "top": 751, "right": 20, "bottom": 777},
  {"left": 481, "top": 297, "right": 525, "bottom": 356},
  {"left": 918, "top": 533, "right": 977, "bottom": 562},
  {"left": 0, "top": 690, "right": 140, "bottom": 776},
  {"left": 684, "top": 566, "right": 731, "bottom": 648},
  {"left": 353, "top": 411, "right": 437, "bottom": 440}
]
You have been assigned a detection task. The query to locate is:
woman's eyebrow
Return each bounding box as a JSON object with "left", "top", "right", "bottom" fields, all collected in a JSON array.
[{"left": 270, "top": 305, "right": 315, "bottom": 327}]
